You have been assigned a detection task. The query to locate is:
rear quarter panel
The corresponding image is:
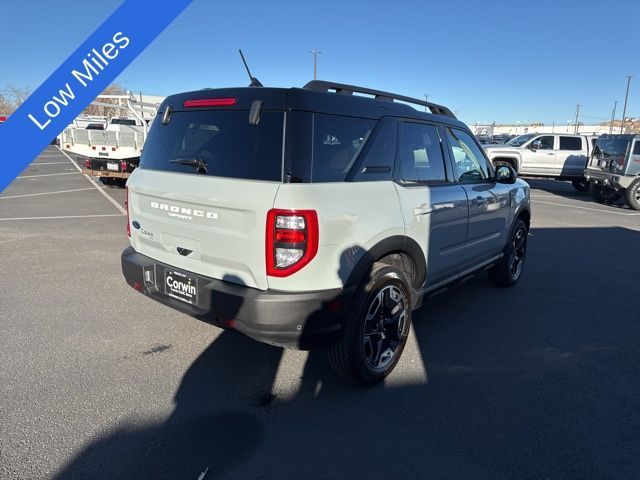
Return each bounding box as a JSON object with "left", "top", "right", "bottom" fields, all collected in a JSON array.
[{"left": 270, "top": 181, "right": 404, "bottom": 292}]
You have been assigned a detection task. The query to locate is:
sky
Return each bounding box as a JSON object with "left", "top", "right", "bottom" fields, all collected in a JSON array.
[{"left": 1, "top": 0, "right": 638, "bottom": 126}]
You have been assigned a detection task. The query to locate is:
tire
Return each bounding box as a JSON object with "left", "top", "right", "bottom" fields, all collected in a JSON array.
[
  {"left": 589, "top": 182, "right": 620, "bottom": 204},
  {"left": 623, "top": 178, "right": 640, "bottom": 211},
  {"left": 488, "top": 218, "right": 528, "bottom": 287},
  {"left": 571, "top": 178, "right": 590, "bottom": 193},
  {"left": 327, "top": 263, "right": 412, "bottom": 385}
]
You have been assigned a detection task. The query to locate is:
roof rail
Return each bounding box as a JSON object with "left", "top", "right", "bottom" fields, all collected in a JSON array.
[{"left": 303, "top": 80, "right": 456, "bottom": 119}]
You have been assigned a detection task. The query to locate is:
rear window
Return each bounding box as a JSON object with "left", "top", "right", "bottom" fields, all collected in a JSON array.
[
  {"left": 593, "top": 137, "right": 631, "bottom": 158},
  {"left": 559, "top": 136, "right": 582, "bottom": 150},
  {"left": 140, "top": 110, "right": 284, "bottom": 181}
]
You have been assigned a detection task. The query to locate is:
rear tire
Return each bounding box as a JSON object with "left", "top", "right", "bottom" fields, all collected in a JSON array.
[
  {"left": 623, "top": 178, "right": 640, "bottom": 211},
  {"left": 589, "top": 182, "right": 620, "bottom": 204},
  {"left": 571, "top": 178, "right": 590, "bottom": 193},
  {"left": 488, "top": 218, "right": 528, "bottom": 287},
  {"left": 327, "top": 263, "right": 412, "bottom": 385}
]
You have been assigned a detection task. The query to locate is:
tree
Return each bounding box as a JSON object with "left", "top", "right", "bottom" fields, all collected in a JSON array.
[
  {"left": 1, "top": 85, "right": 33, "bottom": 113},
  {"left": 0, "top": 92, "right": 13, "bottom": 114}
]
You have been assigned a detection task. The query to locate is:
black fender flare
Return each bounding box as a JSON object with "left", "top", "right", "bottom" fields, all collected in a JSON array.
[{"left": 343, "top": 235, "right": 426, "bottom": 290}]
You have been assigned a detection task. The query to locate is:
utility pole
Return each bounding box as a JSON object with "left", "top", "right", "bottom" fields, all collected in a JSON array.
[
  {"left": 620, "top": 75, "right": 633, "bottom": 133},
  {"left": 610, "top": 100, "right": 618, "bottom": 134},
  {"left": 424, "top": 93, "right": 429, "bottom": 112},
  {"left": 574, "top": 104, "right": 581, "bottom": 134},
  {"left": 310, "top": 49, "right": 322, "bottom": 80}
]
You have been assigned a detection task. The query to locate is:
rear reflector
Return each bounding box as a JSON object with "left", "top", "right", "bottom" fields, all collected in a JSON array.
[{"left": 183, "top": 98, "right": 237, "bottom": 108}]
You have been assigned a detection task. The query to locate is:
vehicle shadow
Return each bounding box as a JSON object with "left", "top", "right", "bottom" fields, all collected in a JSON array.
[{"left": 54, "top": 227, "right": 639, "bottom": 479}]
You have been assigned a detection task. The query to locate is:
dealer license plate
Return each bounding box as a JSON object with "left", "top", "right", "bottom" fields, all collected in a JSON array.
[{"left": 164, "top": 269, "right": 198, "bottom": 305}]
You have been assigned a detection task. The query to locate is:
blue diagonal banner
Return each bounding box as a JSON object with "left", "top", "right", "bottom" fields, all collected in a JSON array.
[{"left": 0, "top": 0, "right": 193, "bottom": 192}]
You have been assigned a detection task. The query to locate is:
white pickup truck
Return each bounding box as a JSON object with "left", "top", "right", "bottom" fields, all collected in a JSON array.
[{"left": 484, "top": 133, "right": 597, "bottom": 191}]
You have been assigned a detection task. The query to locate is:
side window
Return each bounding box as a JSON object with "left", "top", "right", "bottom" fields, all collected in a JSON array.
[
  {"left": 445, "top": 128, "right": 489, "bottom": 183},
  {"left": 535, "top": 136, "right": 555, "bottom": 150},
  {"left": 312, "top": 114, "right": 375, "bottom": 182},
  {"left": 398, "top": 123, "right": 446, "bottom": 182},
  {"left": 559, "top": 136, "right": 583, "bottom": 150},
  {"left": 352, "top": 118, "right": 396, "bottom": 181},
  {"left": 633, "top": 141, "right": 640, "bottom": 155}
]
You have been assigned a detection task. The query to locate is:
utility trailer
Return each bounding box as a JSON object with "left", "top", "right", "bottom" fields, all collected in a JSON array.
[{"left": 60, "top": 93, "right": 162, "bottom": 186}]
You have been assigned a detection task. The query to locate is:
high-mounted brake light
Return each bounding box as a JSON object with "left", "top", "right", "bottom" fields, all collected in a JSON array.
[
  {"left": 183, "top": 98, "right": 237, "bottom": 108},
  {"left": 125, "top": 187, "right": 130, "bottom": 238},
  {"left": 266, "top": 209, "right": 318, "bottom": 277}
]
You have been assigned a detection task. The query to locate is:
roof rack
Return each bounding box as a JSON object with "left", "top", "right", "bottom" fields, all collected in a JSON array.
[{"left": 303, "top": 80, "right": 456, "bottom": 119}]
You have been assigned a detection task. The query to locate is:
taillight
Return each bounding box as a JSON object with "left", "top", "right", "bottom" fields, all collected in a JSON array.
[
  {"left": 120, "top": 160, "right": 127, "bottom": 172},
  {"left": 125, "top": 187, "right": 130, "bottom": 237},
  {"left": 616, "top": 155, "right": 626, "bottom": 172},
  {"left": 266, "top": 209, "right": 318, "bottom": 277},
  {"left": 84, "top": 158, "right": 91, "bottom": 168},
  {"left": 183, "top": 98, "right": 236, "bottom": 108}
]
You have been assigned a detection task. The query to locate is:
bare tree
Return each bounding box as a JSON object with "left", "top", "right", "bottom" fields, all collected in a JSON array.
[
  {"left": 1, "top": 85, "right": 33, "bottom": 113},
  {"left": 4, "top": 85, "right": 32, "bottom": 108},
  {"left": 0, "top": 92, "right": 13, "bottom": 114},
  {"left": 82, "top": 84, "right": 128, "bottom": 119}
]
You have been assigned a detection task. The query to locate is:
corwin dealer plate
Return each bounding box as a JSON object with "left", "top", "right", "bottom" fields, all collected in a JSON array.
[{"left": 164, "top": 269, "right": 198, "bottom": 305}]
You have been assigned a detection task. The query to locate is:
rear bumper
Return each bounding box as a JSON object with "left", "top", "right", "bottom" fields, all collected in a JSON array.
[
  {"left": 82, "top": 168, "right": 130, "bottom": 179},
  {"left": 584, "top": 169, "right": 633, "bottom": 189},
  {"left": 121, "top": 247, "right": 353, "bottom": 349}
]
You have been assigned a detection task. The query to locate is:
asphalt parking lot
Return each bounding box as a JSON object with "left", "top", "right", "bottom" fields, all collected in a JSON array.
[{"left": 1, "top": 146, "right": 639, "bottom": 479}]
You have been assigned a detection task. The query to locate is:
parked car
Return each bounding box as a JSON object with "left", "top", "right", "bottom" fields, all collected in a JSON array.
[
  {"left": 121, "top": 80, "right": 531, "bottom": 384},
  {"left": 483, "top": 133, "right": 596, "bottom": 191},
  {"left": 584, "top": 134, "right": 640, "bottom": 210}
]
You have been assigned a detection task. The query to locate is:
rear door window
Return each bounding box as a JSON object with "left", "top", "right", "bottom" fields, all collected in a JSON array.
[
  {"left": 139, "top": 110, "right": 284, "bottom": 181},
  {"left": 559, "top": 136, "right": 583, "bottom": 150},
  {"left": 398, "top": 122, "right": 447, "bottom": 182}
]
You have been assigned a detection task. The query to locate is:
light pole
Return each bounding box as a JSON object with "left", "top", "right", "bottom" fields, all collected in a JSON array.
[
  {"left": 574, "top": 104, "right": 581, "bottom": 134},
  {"left": 620, "top": 75, "right": 633, "bottom": 133},
  {"left": 310, "top": 49, "right": 322, "bottom": 80},
  {"left": 610, "top": 100, "right": 618, "bottom": 134},
  {"left": 424, "top": 93, "right": 429, "bottom": 112}
]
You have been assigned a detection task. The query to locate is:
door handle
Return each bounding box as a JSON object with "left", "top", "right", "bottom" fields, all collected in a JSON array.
[{"left": 471, "top": 196, "right": 488, "bottom": 207}]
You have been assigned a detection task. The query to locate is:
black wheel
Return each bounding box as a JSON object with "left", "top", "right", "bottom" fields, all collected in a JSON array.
[
  {"left": 589, "top": 182, "right": 620, "bottom": 204},
  {"left": 571, "top": 178, "right": 590, "bottom": 193},
  {"left": 327, "top": 263, "right": 412, "bottom": 385},
  {"left": 488, "top": 218, "right": 528, "bottom": 287},
  {"left": 623, "top": 178, "right": 640, "bottom": 211}
]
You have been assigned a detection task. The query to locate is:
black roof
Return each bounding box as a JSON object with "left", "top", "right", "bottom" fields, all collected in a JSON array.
[{"left": 160, "top": 81, "right": 465, "bottom": 128}]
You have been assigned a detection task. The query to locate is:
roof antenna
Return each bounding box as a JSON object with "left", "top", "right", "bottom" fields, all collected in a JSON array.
[{"left": 238, "top": 49, "right": 263, "bottom": 87}]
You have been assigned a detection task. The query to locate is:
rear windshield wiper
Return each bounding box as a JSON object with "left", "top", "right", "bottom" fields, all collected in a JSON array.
[{"left": 170, "top": 158, "right": 207, "bottom": 170}]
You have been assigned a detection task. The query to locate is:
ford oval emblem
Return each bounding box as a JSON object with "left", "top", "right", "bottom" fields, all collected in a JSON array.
[{"left": 132, "top": 220, "right": 141, "bottom": 230}]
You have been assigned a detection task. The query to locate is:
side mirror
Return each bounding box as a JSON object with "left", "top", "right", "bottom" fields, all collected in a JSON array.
[
  {"left": 495, "top": 165, "right": 517, "bottom": 184},
  {"left": 529, "top": 140, "right": 541, "bottom": 151}
]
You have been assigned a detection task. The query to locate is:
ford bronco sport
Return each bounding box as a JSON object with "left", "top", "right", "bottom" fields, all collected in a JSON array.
[{"left": 121, "top": 81, "right": 531, "bottom": 384}]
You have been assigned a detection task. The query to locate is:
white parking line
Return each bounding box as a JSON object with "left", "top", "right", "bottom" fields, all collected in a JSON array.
[
  {"left": 29, "top": 161, "right": 70, "bottom": 166},
  {"left": 17, "top": 172, "right": 79, "bottom": 179},
  {"left": 0, "top": 214, "right": 124, "bottom": 221},
  {"left": 0, "top": 188, "right": 94, "bottom": 200},
  {"left": 532, "top": 199, "right": 640, "bottom": 216},
  {"left": 56, "top": 146, "right": 127, "bottom": 215}
]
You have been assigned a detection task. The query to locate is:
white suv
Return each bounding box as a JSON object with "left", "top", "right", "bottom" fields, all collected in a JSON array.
[{"left": 122, "top": 81, "right": 531, "bottom": 384}]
